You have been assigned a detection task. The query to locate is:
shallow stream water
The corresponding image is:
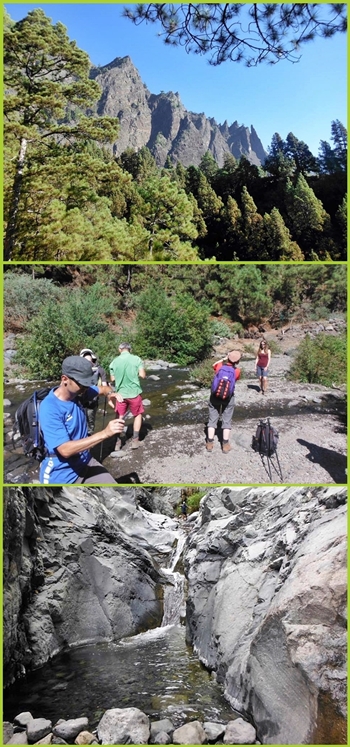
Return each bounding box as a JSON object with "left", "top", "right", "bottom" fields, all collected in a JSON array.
[{"left": 4, "top": 626, "right": 239, "bottom": 730}]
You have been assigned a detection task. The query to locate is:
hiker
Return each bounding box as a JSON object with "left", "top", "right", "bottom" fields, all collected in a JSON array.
[
  {"left": 206, "top": 350, "right": 242, "bottom": 454},
  {"left": 39, "top": 356, "right": 124, "bottom": 484},
  {"left": 255, "top": 340, "right": 271, "bottom": 395},
  {"left": 180, "top": 499, "right": 188, "bottom": 521},
  {"left": 109, "top": 342, "right": 146, "bottom": 453},
  {"left": 79, "top": 348, "right": 108, "bottom": 435}
]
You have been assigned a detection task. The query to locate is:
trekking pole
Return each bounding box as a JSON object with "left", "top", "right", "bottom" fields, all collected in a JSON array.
[{"left": 99, "top": 395, "right": 107, "bottom": 462}]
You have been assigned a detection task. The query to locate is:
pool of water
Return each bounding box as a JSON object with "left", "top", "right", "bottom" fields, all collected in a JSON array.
[{"left": 3, "top": 625, "right": 239, "bottom": 730}]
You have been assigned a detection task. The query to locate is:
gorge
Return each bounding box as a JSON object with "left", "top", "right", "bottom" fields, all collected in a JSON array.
[{"left": 3, "top": 485, "right": 347, "bottom": 744}]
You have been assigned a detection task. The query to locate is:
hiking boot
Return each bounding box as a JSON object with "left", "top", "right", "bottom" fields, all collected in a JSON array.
[
  {"left": 131, "top": 437, "right": 140, "bottom": 449},
  {"left": 206, "top": 441, "right": 214, "bottom": 452},
  {"left": 222, "top": 442, "right": 231, "bottom": 454}
]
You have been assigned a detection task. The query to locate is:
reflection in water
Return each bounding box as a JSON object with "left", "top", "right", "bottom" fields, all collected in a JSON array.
[{"left": 3, "top": 626, "right": 238, "bottom": 729}]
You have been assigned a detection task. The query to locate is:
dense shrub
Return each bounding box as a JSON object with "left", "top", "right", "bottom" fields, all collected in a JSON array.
[
  {"left": 289, "top": 333, "right": 347, "bottom": 386},
  {"left": 134, "top": 286, "right": 212, "bottom": 364},
  {"left": 4, "top": 274, "right": 63, "bottom": 331},
  {"left": 14, "top": 284, "right": 120, "bottom": 379}
]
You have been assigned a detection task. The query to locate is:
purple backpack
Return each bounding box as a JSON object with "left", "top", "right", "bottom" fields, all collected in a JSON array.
[{"left": 211, "top": 364, "right": 236, "bottom": 400}]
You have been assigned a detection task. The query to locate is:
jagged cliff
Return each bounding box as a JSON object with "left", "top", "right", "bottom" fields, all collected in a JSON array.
[{"left": 90, "top": 56, "right": 266, "bottom": 167}]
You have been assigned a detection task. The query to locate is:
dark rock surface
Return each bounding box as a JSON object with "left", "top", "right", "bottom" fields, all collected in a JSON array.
[
  {"left": 3, "top": 486, "right": 178, "bottom": 685},
  {"left": 90, "top": 56, "right": 266, "bottom": 167}
]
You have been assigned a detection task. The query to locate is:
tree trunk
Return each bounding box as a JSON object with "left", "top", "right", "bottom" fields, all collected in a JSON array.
[{"left": 4, "top": 137, "right": 27, "bottom": 261}]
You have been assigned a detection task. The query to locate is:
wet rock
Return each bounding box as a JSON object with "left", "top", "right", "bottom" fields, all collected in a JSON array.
[
  {"left": 4, "top": 399, "right": 12, "bottom": 406},
  {"left": 224, "top": 718, "right": 256, "bottom": 744},
  {"left": 53, "top": 719, "right": 89, "bottom": 741},
  {"left": 97, "top": 707, "right": 150, "bottom": 744},
  {"left": 142, "top": 399, "right": 151, "bottom": 406},
  {"left": 172, "top": 721, "right": 207, "bottom": 744},
  {"left": 148, "top": 375, "right": 160, "bottom": 381},
  {"left": 27, "top": 718, "right": 52, "bottom": 743}
]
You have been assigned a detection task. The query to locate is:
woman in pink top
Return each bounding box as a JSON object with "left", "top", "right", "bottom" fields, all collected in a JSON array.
[{"left": 255, "top": 340, "right": 271, "bottom": 395}]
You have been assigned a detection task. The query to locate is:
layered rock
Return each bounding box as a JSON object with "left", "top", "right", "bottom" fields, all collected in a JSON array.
[
  {"left": 3, "top": 486, "right": 178, "bottom": 685},
  {"left": 184, "top": 486, "right": 347, "bottom": 744},
  {"left": 90, "top": 56, "right": 266, "bottom": 167}
]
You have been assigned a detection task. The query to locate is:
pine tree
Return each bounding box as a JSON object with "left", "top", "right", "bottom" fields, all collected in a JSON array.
[
  {"left": 331, "top": 120, "right": 347, "bottom": 171},
  {"left": 285, "top": 133, "right": 318, "bottom": 175},
  {"left": 239, "top": 187, "right": 264, "bottom": 259},
  {"left": 4, "top": 9, "right": 119, "bottom": 259},
  {"left": 263, "top": 208, "right": 304, "bottom": 261},
  {"left": 285, "top": 174, "right": 330, "bottom": 258}
]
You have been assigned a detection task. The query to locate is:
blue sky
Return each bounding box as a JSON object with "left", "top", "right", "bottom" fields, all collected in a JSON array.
[{"left": 5, "top": 2, "right": 347, "bottom": 156}]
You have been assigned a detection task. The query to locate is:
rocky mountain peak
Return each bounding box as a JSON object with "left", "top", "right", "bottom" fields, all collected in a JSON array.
[{"left": 91, "top": 55, "right": 267, "bottom": 167}]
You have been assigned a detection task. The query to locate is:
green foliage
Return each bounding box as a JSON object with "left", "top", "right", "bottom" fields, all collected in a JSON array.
[
  {"left": 14, "top": 283, "right": 119, "bottom": 378},
  {"left": 4, "top": 274, "right": 63, "bottom": 331},
  {"left": 176, "top": 490, "right": 207, "bottom": 516},
  {"left": 134, "top": 285, "right": 212, "bottom": 364},
  {"left": 289, "top": 333, "right": 347, "bottom": 386},
  {"left": 210, "top": 320, "right": 232, "bottom": 338}
]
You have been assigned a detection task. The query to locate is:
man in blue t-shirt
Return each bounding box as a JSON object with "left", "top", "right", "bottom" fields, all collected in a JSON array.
[{"left": 39, "top": 356, "right": 124, "bottom": 484}]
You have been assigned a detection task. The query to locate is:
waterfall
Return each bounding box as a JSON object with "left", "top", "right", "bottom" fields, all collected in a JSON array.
[{"left": 161, "top": 532, "right": 186, "bottom": 627}]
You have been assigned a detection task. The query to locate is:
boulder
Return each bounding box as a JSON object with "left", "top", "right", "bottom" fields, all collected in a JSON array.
[
  {"left": 172, "top": 721, "right": 207, "bottom": 744},
  {"left": 203, "top": 722, "right": 225, "bottom": 741},
  {"left": 26, "top": 719, "right": 52, "bottom": 743},
  {"left": 14, "top": 714, "right": 33, "bottom": 729},
  {"left": 97, "top": 707, "right": 150, "bottom": 744},
  {"left": 224, "top": 718, "right": 256, "bottom": 744},
  {"left": 53, "top": 719, "right": 89, "bottom": 741}
]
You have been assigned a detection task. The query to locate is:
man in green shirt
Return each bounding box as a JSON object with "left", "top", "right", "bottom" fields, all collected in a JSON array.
[{"left": 109, "top": 342, "right": 146, "bottom": 452}]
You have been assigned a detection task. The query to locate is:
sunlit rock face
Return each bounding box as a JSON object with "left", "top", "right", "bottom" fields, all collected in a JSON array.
[
  {"left": 90, "top": 56, "right": 266, "bottom": 167},
  {"left": 184, "top": 486, "right": 347, "bottom": 744}
]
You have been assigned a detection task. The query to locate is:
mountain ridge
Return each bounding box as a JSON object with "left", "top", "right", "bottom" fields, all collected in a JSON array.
[{"left": 90, "top": 55, "right": 267, "bottom": 167}]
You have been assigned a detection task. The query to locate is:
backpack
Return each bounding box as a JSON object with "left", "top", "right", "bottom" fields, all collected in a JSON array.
[
  {"left": 211, "top": 364, "right": 236, "bottom": 400},
  {"left": 14, "top": 387, "right": 51, "bottom": 461},
  {"left": 252, "top": 419, "right": 279, "bottom": 457}
]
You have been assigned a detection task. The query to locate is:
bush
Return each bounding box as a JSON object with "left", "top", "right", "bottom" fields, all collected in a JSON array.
[
  {"left": 134, "top": 286, "right": 212, "bottom": 364},
  {"left": 289, "top": 333, "right": 347, "bottom": 386},
  {"left": 4, "top": 273, "right": 63, "bottom": 331},
  {"left": 211, "top": 320, "right": 232, "bottom": 338},
  {"left": 14, "top": 283, "right": 120, "bottom": 379},
  {"left": 191, "top": 357, "right": 245, "bottom": 387}
]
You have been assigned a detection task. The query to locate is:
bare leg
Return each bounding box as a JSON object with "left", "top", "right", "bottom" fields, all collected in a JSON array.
[{"left": 207, "top": 426, "right": 215, "bottom": 440}]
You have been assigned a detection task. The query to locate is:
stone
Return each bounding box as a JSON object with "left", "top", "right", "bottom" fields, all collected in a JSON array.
[
  {"left": 3, "top": 722, "right": 14, "bottom": 743},
  {"left": 53, "top": 719, "right": 89, "bottom": 741},
  {"left": 6, "top": 734, "right": 28, "bottom": 745},
  {"left": 150, "top": 719, "right": 174, "bottom": 739},
  {"left": 151, "top": 731, "right": 171, "bottom": 744},
  {"left": 27, "top": 719, "right": 52, "bottom": 743},
  {"left": 34, "top": 735, "right": 53, "bottom": 744},
  {"left": 203, "top": 721, "right": 226, "bottom": 741},
  {"left": 172, "top": 721, "right": 207, "bottom": 744},
  {"left": 14, "top": 714, "right": 33, "bottom": 729},
  {"left": 224, "top": 718, "right": 256, "bottom": 744},
  {"left": 97, "top": 707, "right": 150, "bottom": 744},
  {"left": 74, "top": 732, "right": 98, "bottom": 745}
]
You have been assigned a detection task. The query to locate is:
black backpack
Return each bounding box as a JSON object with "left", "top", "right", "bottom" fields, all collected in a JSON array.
[
  {"left": 14, "top": 387, "right": 51, "bottom": 461},
  {"left": 252, "top": 419, "right": 279, "bottom": 457}
]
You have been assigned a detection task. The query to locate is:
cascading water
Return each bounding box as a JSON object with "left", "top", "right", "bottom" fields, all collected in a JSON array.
[
  {"left": 4, "top": 527, "right": 239, "bottom": 729},
  {"left": 161, "top": 532, "right": 187, "bottom": 627}
]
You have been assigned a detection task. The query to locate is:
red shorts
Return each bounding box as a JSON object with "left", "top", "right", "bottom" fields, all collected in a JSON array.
[{"left": 115, "top": 394, "right": 144, "bottom": 417}]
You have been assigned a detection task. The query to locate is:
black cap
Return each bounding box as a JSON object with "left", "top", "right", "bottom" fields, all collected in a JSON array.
[{"left": 62, "top": 356, "right": 93, "bottom": 386}]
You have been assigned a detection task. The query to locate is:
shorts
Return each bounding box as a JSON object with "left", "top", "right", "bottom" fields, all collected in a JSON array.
[
  {"left": 207, "top": 394, "right": 235, "bottom": 431},
  {"left": 115, "top": 394, "right": 144, "bottom": 417},
  {"left": 257, "top": 366, "right": 269, "bottom": 377},
  {"left": 75, "top": 457, "right": 116, "bottom": 484}
]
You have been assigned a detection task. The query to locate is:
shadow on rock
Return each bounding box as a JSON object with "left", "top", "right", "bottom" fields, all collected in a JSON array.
[
  {"left": 297, "top": 438, "right": 347, "bottom": 484},
  {"left": 247, "top": 384, "right": 261, "bottom": 393},
  {"left": 117, "top": 471, "right": 141, "bottom": 484}
]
